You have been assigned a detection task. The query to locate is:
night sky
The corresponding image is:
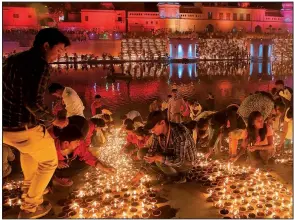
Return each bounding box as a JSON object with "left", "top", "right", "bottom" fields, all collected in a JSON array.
[{"left": 3, "top": 2, "right": 283, "bottom": 11}]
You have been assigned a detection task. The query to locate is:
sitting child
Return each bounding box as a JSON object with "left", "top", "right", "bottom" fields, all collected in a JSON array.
[
  {"left": 53, "top": 125, "right": 115, "bottom": 187},
  {"left": 90, "top": 118, "right": 107, "bottom": 147}
]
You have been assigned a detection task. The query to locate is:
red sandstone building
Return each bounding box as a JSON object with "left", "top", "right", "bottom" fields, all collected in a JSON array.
[{"left": 3, "top": 2, "right": 293, "bottom": 33}]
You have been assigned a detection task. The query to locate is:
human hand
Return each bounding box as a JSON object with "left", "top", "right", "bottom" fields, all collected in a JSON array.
[
  {"left": 58, "top": 161, "right": 69, "bottom": 169},
  {"left": 131, "top": 172, "right": 144, "bottom": 185},
  {"left": 144, "top": 154, "right": 163, "bottom": 163},
  {"left": 205, "top": 148, "right": 213, "bottom": 159},
  {"left": 96, "top": 162, "right": 116, "bottom": 174},
  {"left": 248, "top": 146, "right": 258, "bottom": 152}
]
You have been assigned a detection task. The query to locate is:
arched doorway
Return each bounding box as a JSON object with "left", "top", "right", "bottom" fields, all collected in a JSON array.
[
  {"left": 255, "top": 25, "right": 262, "bottom": 33},
  {"left": 206, "top": 24, "right": 214, "bottom": 33}
]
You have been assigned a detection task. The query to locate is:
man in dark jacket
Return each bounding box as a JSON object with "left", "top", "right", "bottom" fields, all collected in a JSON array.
[{"left": 3, "top": 28, "right": 70, "bottom": 218}]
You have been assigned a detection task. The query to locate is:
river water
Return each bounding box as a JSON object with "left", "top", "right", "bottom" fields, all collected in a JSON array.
[{"left": 47, "top": 61, "right": 293, "bottom": 119}]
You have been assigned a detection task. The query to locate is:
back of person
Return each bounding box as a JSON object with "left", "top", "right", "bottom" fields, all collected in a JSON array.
[
  {"left": 3, "top": 49, "right": 48, "bottom": 127},
  {"left": 63, "top": 87, "right": 85, "bottom": 117},
  {"left": 68, "top": 115, "right": 89, "bottom": 139}
]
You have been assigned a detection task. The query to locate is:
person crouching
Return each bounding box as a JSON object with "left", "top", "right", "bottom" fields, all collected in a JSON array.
[{"left": 52, "top": 125, "right": 115, "bottom": 187}]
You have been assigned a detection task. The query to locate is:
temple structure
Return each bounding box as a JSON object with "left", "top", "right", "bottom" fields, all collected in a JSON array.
[{"left": 3, "top": 2, "right": 293, "bottom": 33}]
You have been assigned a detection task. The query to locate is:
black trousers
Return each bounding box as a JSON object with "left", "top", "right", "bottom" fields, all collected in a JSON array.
[{"left": 55, "top": 158, "right": 89, "bottom": 179}]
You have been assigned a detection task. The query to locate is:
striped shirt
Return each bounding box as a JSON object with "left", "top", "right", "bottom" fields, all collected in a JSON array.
[
  {"left": 3, "top": 48, "right": 55, "bottom": 128},
  {"left": 147, "top": 122, "right": 197, "bottom": 167}
]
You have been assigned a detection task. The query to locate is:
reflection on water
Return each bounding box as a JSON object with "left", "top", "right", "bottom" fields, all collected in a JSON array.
[{"left": 48, "top": 61, "right": 292, "bottom": 118}]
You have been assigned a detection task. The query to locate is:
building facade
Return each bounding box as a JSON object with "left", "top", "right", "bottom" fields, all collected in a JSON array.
[
  {"left": 3, "top": 7, "right": 39, "bottom": 30},
  {"left": 127, "top": 3, "right": 293, "bottom": 33},
  {"left": 3, "top": 2, "right": 293, "bottom": 33}
]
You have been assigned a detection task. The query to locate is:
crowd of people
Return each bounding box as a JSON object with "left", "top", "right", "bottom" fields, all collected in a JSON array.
[{"left": 2, "top": 27, "right": 293, "bottom": 219}]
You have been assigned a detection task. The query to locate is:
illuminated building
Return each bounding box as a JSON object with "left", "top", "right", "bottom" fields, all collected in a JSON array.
[{"left": 2, "top": 2, "right": 292, "bottom": 33}]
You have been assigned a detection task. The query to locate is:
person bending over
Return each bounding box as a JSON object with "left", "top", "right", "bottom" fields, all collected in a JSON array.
[
  {"left": 122, "top": 126, "right": 151, "bottom": 160},
  {"left": 48, "top": 83, "right": 85, "bottom": 117},
  {"left": 132, "top": 111, "right": 197, "bottom": 184},
  {"left": 53, "top": 125, "right": 115, "bottom": 187},
  {"left": 230, "top": 111, "right": 275, "bottom": 167}
]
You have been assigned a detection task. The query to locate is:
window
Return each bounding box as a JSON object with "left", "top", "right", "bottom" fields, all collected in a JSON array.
[
  {"left": 13, "top": 14, "right": 19, "bottom": 18},
  {"left": 151, "top": 21, "right": 153, "bottom": 24},
  {"left": 146, "top": 21, "right": 148, "bottom": 24},
  {"left": 226, "top": 13, "right": 230, "bottom": 20},
  {"left": 156, "top": 21, "right": 158, "bottom": 24},
  {"left": 85, "top": 16, "right": 88, "bottom": 21},
  {"left": 240, "top": 14, "right": 244, "bottom": 21},
  {"left": 28, "top": 15, "right": 32, "bottom": 18},
  {"left": 246, "top": 14, "right": 250, "bottom": 21},
  {"left": 219, "top": 13, "right": 223, "bottom": 20},
  {"left": 208, "top": 12, "right": 212, "bottom": 19},
  {"left": 233, "top": 13, "right": 237, "bottom": 20}
]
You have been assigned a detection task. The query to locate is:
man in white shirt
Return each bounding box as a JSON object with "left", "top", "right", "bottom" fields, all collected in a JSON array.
[
  {"left": 48, "top": 83, "right": 85, "bottom": 117},
  {"left": 168, "top": 89, "right": 186, "bottom": 123}
]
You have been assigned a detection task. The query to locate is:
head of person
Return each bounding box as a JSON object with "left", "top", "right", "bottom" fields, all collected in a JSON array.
[
  {"left": 134, "top": 127, "right": 150, "bottom": 140},
  {"left": 210, "top": 111, "right": 227, "bottom": 129},
  {"left": 275, "top": 80, "right": 284, "bottom": 91},
  {"left": 171, "top": 89, "right": 178, "bottom": 98},
  {"left": 33, "top": 28, "right": 70, "bottom": 63},
  {"left": 275, "top": 101, "right": 286, "bottom": 116},
  {"left": 198, "top": 118, "right": 210, "bottom": 138},
  {"left": 167, "top": 94, "right": 172, "bottom": 101},
  {"left": 59, "top": 125, "right": 83, "bottom": 151},
  {"left": 95, "top": 94, "right": 101, "bottom": 101},
  {"left": 144, "top": 111, "right": 168, "bottom": 136},
  {"left": 48, "top": 83, "right": 65, "bottom": 98},
  {"left": 123, "top": 118, "right": 134, "bottom": 127},
  {"left": 102, "top": 114, "right": 111, "bottom": 122},
  {"left": 247, "top": 111, "right": 267, "bottom": 143},
  {"left": 125, "top": 123, "right": 135, "bottom": 135},
  {"left": 90, "top": 118, "right": 106, "bottom": 132},
  {"left": 194, "top": 100, "right": 200, "bottom": 105}
]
